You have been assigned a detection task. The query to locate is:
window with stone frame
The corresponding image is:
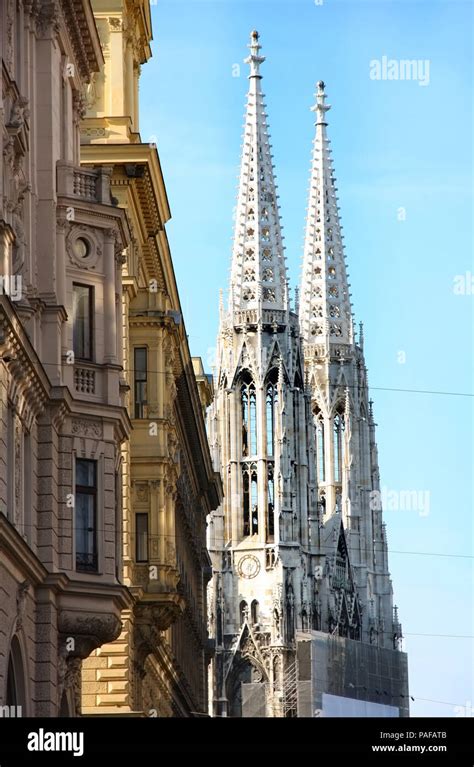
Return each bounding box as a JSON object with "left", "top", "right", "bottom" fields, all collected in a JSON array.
[
  {"left": 333, "top": 409, "right": 345, "bottom": 484},
  {"left": 241, "top": 373, "right": 257, "bottom": 456},
  {"left": 75, "top": 458, "right": 98, "bottom": 573}
]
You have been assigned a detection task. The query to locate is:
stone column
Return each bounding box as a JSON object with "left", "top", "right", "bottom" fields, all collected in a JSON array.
[{"left": 103, "top": 229, "right": 117, "bottom": 364}]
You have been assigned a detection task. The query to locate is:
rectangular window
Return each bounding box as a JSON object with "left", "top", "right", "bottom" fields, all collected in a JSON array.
[
  {"left": 75, "top": 458, "right": 98, "bottom": 572},
  {"left": 73, "top": 284, "right": 93, "bottom": 360},
  {"left": 134, "top": 347, "right": 147, "bottom": 418},
  {"left": 135, "top": 513, "right": 149, "bottom": 562}
]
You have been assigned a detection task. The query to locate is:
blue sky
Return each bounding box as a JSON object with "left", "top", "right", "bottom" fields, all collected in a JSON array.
[{"left": 140, "top": 0, "right": 473, "bottom": 717}]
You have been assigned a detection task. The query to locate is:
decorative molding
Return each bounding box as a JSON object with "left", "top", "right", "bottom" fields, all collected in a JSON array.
[
  {"left": 71, "top": 419, "right": 103, "bottom": 438},
  {"left": 66, "top": 225, "right": 102, "bottom": 270},
  {"left": 108, "top": 16, "right": 122, "bottom": 31},
  {"left": 36, "top": 0, "right": 61, "bottom": 36},
  {"left": 134, "top": 483, "right": 149, "bottom": 502}
]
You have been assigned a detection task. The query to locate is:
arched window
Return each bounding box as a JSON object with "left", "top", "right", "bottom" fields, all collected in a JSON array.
[
  {"left": 243, "top": 469, "right": 249, "bottom": 535},
  {"left": 333, "top": 411, "right": 344, "bottom": 483},
  {"left": 59, "top": 692, "right": 71, "bottom": 718},
  {"left": 243, "top": 463, "right": 258, "bottom": 536},
  {"left": 251, "top": 600, "right": 259, "bottom": 625},
  {"left": 251, "top": 471, "right": 258, "bottom": 534},
  {"left": 266, "top": 371, "right": 278, "bottom": 456},
  {"left": 241, "top": 374, "right": 257, "bottom": 456},
  {"left": 6, "top": 636, "right": 26, "bottom": 713},
  {"left": 316, "top": 419, "right": 325, "bottom": 481},
  {"left": 240, "top": 601, "right": 248, "bottom": 625},
  {"left": 267, "top": 465, "right": 275, "bottom": 540}
]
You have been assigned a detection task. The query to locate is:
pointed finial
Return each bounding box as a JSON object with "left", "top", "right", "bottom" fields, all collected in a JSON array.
[
  {"left": 311, "top": 80, "right": 331, "bottom": 125},
  {"left": 344, "top": 386, "right": 350, "bottom": 414},
  {"left": 245, "top": 29, "right": 265, "bottom": 78},
  {"left": 278, "top": 355, "right": 285, "bottom": 387},
  {"left": 359, "top": 321, "right": 364, "bottom": 350}
]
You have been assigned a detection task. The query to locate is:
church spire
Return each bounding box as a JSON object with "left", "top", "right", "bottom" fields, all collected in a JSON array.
[
  {"left": 228, "top": 31, "right": 288, "bottom": 319},
  {"left": 300, "top": 81, "right": 353, "bottom": 350}
]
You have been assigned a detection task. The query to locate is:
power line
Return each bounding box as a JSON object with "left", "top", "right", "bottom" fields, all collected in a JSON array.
[
  {"left": 411, "top": 696, "right": 471, "bottom": 710},
  {"left": 404, "top": 632, "right": 474, "bottom": 639},
  {"left": 10, "top": 358, "right": 474, "bottom": 400},
  {"left": 389, "top": 549, "right": 474, "bottom": 560},
  {"left": 10, "top": 522, "right": 474, "bottom": 561},
  {"left": 370, "top": 385, "right": 473, "bottom": 399}
]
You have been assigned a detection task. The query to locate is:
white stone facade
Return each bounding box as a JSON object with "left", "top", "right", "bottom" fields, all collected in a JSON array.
[{"left": 207, "top": 34, "right": 405, "bottom": 718}]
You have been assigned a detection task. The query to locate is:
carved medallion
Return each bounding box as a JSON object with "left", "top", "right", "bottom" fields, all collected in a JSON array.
[{"left": 237, "top": 554, "right": 260, "bottom": 579}]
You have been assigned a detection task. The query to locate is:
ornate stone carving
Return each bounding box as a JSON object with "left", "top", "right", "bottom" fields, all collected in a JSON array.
[
  {"left": 36, "top": 0, "right": 61, "bottom": 36},
  {"left": 108, "top": 17, "right": 122, "bottom": 31},
  {"left": 15, "top": 580, "right": 30, "bottom": 633},
  {"left": 135, "top": 483, "right": 149, "bottom": 502},
  {"left": 72, "top": 91, "right": 87, "bottom": 123},
  {"left": 84, "top": 73, "right": 98, "bottom": 109},
  {"left": 5, "top": 0, "right": 14, "bottom": 73},
  {"left": 8, "top": 96, "right": 30, "bottom": 131},
  {"left": 59, "top": 611, "right": 122, "bottom": 659},
  {"left": 135, "top": 598, "right": 185, "bottom": 634},
  {"left": 71, "top": 419, "right": 102, "bottom": 438},
  {"left": 66, "top": 226, "right": 102, "bottom": 270},
  {"left": 165, "top": 540, "right": 176, "bottom": 565}
]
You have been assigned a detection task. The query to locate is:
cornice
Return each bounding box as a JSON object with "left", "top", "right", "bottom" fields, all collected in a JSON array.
[
  {"left": 81, "top": 143, "right": 171, "bottom": 224},
  {"left": 0, "top": 515, "right": 47, "bottom": 585}
]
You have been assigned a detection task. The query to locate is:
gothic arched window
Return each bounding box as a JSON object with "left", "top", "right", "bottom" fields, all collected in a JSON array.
[
  {"left": 241, "top": 374, "right": 257, "bottom": 456},
  {"left": 267, "top": 465, "right": 275, "bottom": 540},
  {"left": 266, "top": 370, "right": 278, "bottom": 456},
  {"left": 243, "top": 463, "right": 258, "bottom": 536},
  {"left": 316, "top": 418, "right": 325, "bottom": 482},
  {"left": 333, "top": 411, "right": 344, "bottom": 483},
  {"left": 251, "top": 600, "right": 259, "bottom": 625},
  {"left": 240, "top": 601, "right": 248, "bottom": 626}
]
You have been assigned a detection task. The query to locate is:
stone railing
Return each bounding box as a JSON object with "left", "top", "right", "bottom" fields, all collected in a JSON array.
[
  {"left": 57, "top": 161, "right": 112, "bottom": 204},
  {"left": 73, "top": 168, "right": 98, "bottom": 201},
  {"left": 74, "top": 365, "right": 96, "bottom": 395}
]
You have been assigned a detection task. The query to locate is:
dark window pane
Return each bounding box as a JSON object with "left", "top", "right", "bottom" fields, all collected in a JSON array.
[
  {"left": 134, "top": 347, "right": 147, "bottom": 418},
  {"left": 136, "top": 513, "right": 148, "bottom": 562},
  {"left": 73, "top": 285, "right": 93, "bottom": 360},
  {"left": 76, "top": 459, "right": 96, "bottom": 487},
  {"left": 75, "top": 458, "right": 97, "bottom": 573}
]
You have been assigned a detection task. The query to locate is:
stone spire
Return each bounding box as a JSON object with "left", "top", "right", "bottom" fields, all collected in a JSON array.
[
  {"left": 300, "top": 81, "right": 353, "bottom": 350},
  {"left": 228, "top": 31, "right": 288, "bottom": 319}
]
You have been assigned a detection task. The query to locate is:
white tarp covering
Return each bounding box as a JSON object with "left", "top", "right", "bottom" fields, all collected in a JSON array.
[{"left": 321, "top": 693, "right": 399, "bottom": 718}]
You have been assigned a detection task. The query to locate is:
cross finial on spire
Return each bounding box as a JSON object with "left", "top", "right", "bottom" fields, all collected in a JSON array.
[
  {"left": 311, "top": 80, "right": 331, "bottom": 125},
  {"left": 245, "top": 29, "right": 265, "bottom": 78}
]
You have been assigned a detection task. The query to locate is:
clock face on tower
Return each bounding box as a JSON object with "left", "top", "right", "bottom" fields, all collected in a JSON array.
[{"left": 237, "top": 555, "right": 260, "bottom": 579}]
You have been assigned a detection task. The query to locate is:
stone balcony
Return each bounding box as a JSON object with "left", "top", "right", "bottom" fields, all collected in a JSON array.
[{"left": 57, "top": 161, "right": 114, "bottom": 205}]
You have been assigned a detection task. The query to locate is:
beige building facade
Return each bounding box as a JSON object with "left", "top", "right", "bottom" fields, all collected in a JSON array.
[
  {"left": 1, "top": 0, "right": 220, "bottom": 718},
  {"left": 79, "top": 1, "right": 222, "bottom": 717},
  {"left": 0, "top": 0, "right": 133, "bottom": 717}
]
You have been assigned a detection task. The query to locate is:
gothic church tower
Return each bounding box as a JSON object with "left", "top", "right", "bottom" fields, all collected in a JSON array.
[
  {"left": 207, "top": 36, "right": 406, "bottom": 719},
  {"left": 299, "top": 82, "right": 400, "bottom": 651},
  {"left": 207, "top": 32, "right": 320, "bottom": 718}
]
